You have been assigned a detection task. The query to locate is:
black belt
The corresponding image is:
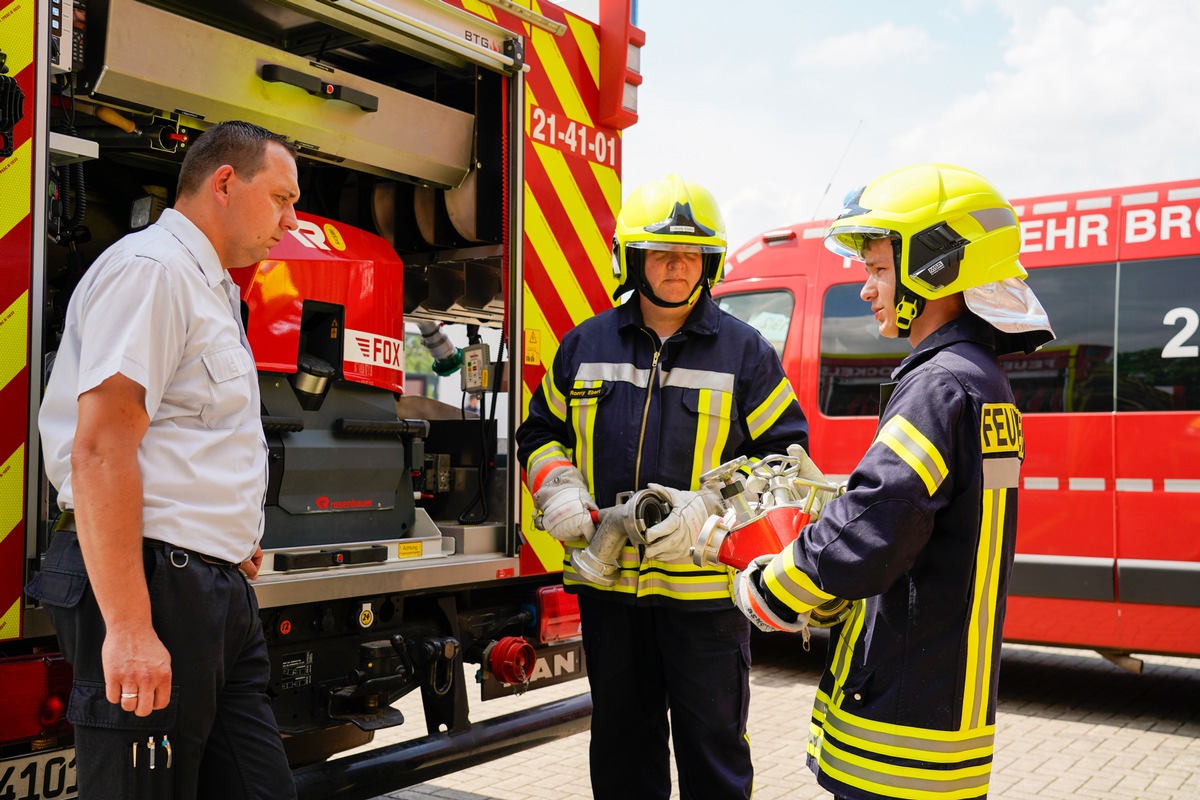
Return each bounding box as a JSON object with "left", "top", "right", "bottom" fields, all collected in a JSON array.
[{"left": 53, "top": 511, "right": 241, "bottom": 569}]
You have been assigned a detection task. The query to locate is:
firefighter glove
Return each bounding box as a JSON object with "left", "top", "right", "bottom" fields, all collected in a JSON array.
[
  {"left": 742, "top": 473, "right": 769, "bottom": 501},
  {"left": 733, "top": 555, "right": 812, "bottom": 640},
  {"left": 787, "top": 443, "right": 836, "bottom": 519},
  {"left": 534, "top": 466, "right": 598, "bottom": 542},
  {"left": 697, "top": 483, "right": 727, "bottom": 515},
  {"left": 643, "top": 484, "right": 710, "bottom": 562}
]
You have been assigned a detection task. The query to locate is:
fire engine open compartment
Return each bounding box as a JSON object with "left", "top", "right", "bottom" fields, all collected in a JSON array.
[
  {"left": 44, "top": 0, "right": 515, "bottom": 551},
  {"left": 69, "top": 0, "right": 509, "bottom": 253}
]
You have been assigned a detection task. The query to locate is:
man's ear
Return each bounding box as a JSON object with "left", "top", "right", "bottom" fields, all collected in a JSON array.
[{"left": 210, "top": 164, "right": 237, "bottom": 208}]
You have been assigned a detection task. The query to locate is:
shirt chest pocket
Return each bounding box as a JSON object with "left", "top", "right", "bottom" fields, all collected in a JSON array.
[
  {"left": 680, "top": 388, "right": 740, "bottom": 471},
  {"left": 200, "top": 345, "right": 256, "bottom": 430},
  {"left": 681, "top": 387, "right": 739, "bottom": 426}
]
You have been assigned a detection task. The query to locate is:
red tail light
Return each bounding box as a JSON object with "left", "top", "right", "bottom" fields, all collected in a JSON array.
[
  {"left": 0, "top": 654, "right": 73, "bottom": 745},
  {"left": 535, "top": 585, "right": 581, "bottom": 644}
]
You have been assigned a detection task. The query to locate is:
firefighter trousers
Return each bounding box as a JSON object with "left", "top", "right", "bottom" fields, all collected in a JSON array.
[{"left": 578, "top": 594, "right": 753, "bottom": 800}]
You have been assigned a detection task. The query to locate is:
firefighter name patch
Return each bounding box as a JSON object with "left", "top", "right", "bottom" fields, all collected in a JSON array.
[{"left": 980, "top": 403, "right": 1023, "bottom": 459}]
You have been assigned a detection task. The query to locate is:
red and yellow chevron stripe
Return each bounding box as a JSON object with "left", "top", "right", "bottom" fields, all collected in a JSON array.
[
  {"left": 449, "top": 0, "right": 625, "bottom": 574},
  {"left": 0, "top": 0, "right": 37, "bottom": 641},
  {"left": 521, "top": 2, "right": 624, "bottom": 575}
]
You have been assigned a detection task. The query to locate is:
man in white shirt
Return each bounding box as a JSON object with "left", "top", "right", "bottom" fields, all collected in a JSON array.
[{"left": 33, "top": 120, "right": 300, "bottom": 799}]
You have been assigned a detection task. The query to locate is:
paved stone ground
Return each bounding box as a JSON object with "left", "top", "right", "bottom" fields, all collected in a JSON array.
[{"left": 352, "top": 633, "right": 1200, "bottom": 800}]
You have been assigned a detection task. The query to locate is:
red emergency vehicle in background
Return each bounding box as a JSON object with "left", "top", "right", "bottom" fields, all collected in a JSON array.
[
  {"left": 714, "top": 178, "right": 1200, "bottom": 665},
  {"left": 1, "top": 0, "right": 644, "bottom": 796}
]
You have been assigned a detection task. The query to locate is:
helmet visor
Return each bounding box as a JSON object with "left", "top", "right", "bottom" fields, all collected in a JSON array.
[
  {"left": 627, "top": 241, "right": 725, "bottom": 255},
  {"left": 823, "top": 226, "right": 896, "bottom": 260}
]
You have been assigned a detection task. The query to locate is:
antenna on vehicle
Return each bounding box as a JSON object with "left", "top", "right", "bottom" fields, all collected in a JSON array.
[{"left": 811, "top": 119, "right": 862, "bottom": 222}]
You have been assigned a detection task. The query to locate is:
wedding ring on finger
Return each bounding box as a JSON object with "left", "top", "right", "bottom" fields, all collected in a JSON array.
[{"left": 121, "top": 692, "right": 138, "bottom": 699}]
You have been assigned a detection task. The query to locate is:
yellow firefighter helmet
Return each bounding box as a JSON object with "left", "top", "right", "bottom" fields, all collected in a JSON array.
[
  {"left": 823, "top": 163, "right": 1054, "bottom": 353},
  {"left": 824, "top": 163, "right": 1028, "bottom": 330},
  {"left": 612, "top": 174, "right": 727, "bottom": 306}
]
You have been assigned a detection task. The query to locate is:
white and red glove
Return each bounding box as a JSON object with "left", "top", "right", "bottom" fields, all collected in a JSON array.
[
  {"left": 534, "top": 466, "right": 598, "bottom": 542},
  {"left": 643, "top": 484, "right": 712, "bottom": 562},
  {"left": 732, "top": 555, "right": 812, "bottom": 640}
]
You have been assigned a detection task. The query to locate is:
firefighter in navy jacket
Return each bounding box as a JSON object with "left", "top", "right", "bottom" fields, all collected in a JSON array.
[
  {"left": 517, "top": 176, "right": 809, "bottom": 800},
  {"left": 733, "top": 164, "right": 1055, "bottom": 800}
]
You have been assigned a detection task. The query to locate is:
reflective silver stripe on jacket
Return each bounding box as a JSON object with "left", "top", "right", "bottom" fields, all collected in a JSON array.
[
  {"left": 662, "top": 367, "right": 735, "bottom": 393},
  {"left": 577, "top": 361, "right": 649, "bottom": 386}
]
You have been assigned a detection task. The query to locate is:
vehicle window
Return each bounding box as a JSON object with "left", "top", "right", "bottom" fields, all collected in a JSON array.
[
  {"left": 1115, "top": 256, "right": 1200, "bottom": 411},
  {"left": 818, "top": 284, "right": 908, "bottom": 417},
  {"left": 819, "top": 265, "right": 1125, "bottom": 417},
  {"left": 1002, "top": 264, "right": 1116, "bottom": 413},
  {"left": 716, "top": 290, "right": 794, "bottom": 358}
]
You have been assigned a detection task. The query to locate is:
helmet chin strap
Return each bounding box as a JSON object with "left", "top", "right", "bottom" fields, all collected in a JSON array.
[
  {"left": 893, "top": 286, "right": 926, "bottom": 338},
  {"left": 890, "top": 239, "right": 923, "bottom": 338},
  {"left": 640, "top": 278, "right": 705, "bottom": 308}
]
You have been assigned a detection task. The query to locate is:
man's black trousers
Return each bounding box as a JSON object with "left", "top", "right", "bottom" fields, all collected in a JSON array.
[{"left": 34, "top": 531, "right": 295, "bottom": 800}]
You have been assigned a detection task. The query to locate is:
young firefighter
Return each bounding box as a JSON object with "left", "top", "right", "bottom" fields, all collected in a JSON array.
[
  {"left": 516, "top": 175, "right": 810, "bottom": 800},
  {"left": 733, "top": 164, "right": 1054, "bottom": 800}
]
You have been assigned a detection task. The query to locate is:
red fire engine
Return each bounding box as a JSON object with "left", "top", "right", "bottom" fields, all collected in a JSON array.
[
  {"left": 0, "top": 0, "right": 644, "bottom": 796},
  {"left": 713, "top": 177, "right": 1200, "bottom": 665}
]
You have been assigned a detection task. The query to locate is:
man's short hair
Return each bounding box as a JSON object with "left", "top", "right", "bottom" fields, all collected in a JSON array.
[{"left": 176, "top": 121, "right": 296, "bottom": 198}]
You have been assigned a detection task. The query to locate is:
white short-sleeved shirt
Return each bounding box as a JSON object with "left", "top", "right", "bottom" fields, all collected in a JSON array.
[{"left": 40, "top": 208, "right": 268, "bottom": 564}]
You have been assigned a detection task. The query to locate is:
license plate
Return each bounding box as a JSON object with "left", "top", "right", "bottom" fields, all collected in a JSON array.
[
  {"left": 481, "top": 640, "right": 587, "bottom": 700},
  {"left": 0, "top": 749, "right": 78, "bottom": 800}
]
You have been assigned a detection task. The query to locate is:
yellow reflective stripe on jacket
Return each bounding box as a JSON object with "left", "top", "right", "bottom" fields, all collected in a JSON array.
[
  {"left": 690, "top": 387, "right": 733, "bottom": 488},
  {"left": 636, "top": 562, "right": 734, "bottom": 601},
  {"left": 561, "top": 541, "right": 641, "bottom": 593},
  {"left": 875, "top": 414, "right": 949, "bottom": 496},
  {"left": 826, "top": 596, "right": 867, "bottom": 707},
  {"left": 764, "top": 545, "right": 836, "bottom": 614},
  {"left": 814, "top": 690, "right": 995, "bottom": 763},
  {"left": 542, "top": 367, "right": 567, "bottom": 422},
  {"left": 561, "top": 542, "right": 735, "bottom": 600},
  {"left": 962, "top": 486, "right": 1007, "bottom": 730},
  {"left": 960, "top": 405, "right": 1022, "bottom": 728},
  {"left": 745, "top": 376, "right": 797, "bottom": 440},
  {"left": 570, "top": 379, "right": 602, "bottom": 488},
  {"left": 527, "top": 441, "right": 573, "bottom": 493},
  {"left": 814, "top": 727, "right": 992, "bottom": 799},
  {"left": 810, "top": 690, "right": 994, "bottom": 798}
]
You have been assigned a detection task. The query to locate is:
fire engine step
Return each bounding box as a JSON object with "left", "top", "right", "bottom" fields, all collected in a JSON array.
[{"left": 292, "top": 692, "right": 592, "bottom": 800}]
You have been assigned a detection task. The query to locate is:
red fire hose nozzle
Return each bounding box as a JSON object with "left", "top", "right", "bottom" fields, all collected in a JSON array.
[{"left": 692, "top": 505, "right": 811, "bottom": 571}]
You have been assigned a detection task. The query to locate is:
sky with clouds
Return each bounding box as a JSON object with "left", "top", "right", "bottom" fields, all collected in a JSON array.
[{"left": 588, "top": 0, "right": 1200, "bottom": 253}]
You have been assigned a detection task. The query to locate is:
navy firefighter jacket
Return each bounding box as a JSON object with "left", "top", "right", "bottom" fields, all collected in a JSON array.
[
  {"left": 758, "top": 313, "right": 1023, "bottom": 800},
  {"left": 516, "top": 291, "right": 810, "bottom": 609}
]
